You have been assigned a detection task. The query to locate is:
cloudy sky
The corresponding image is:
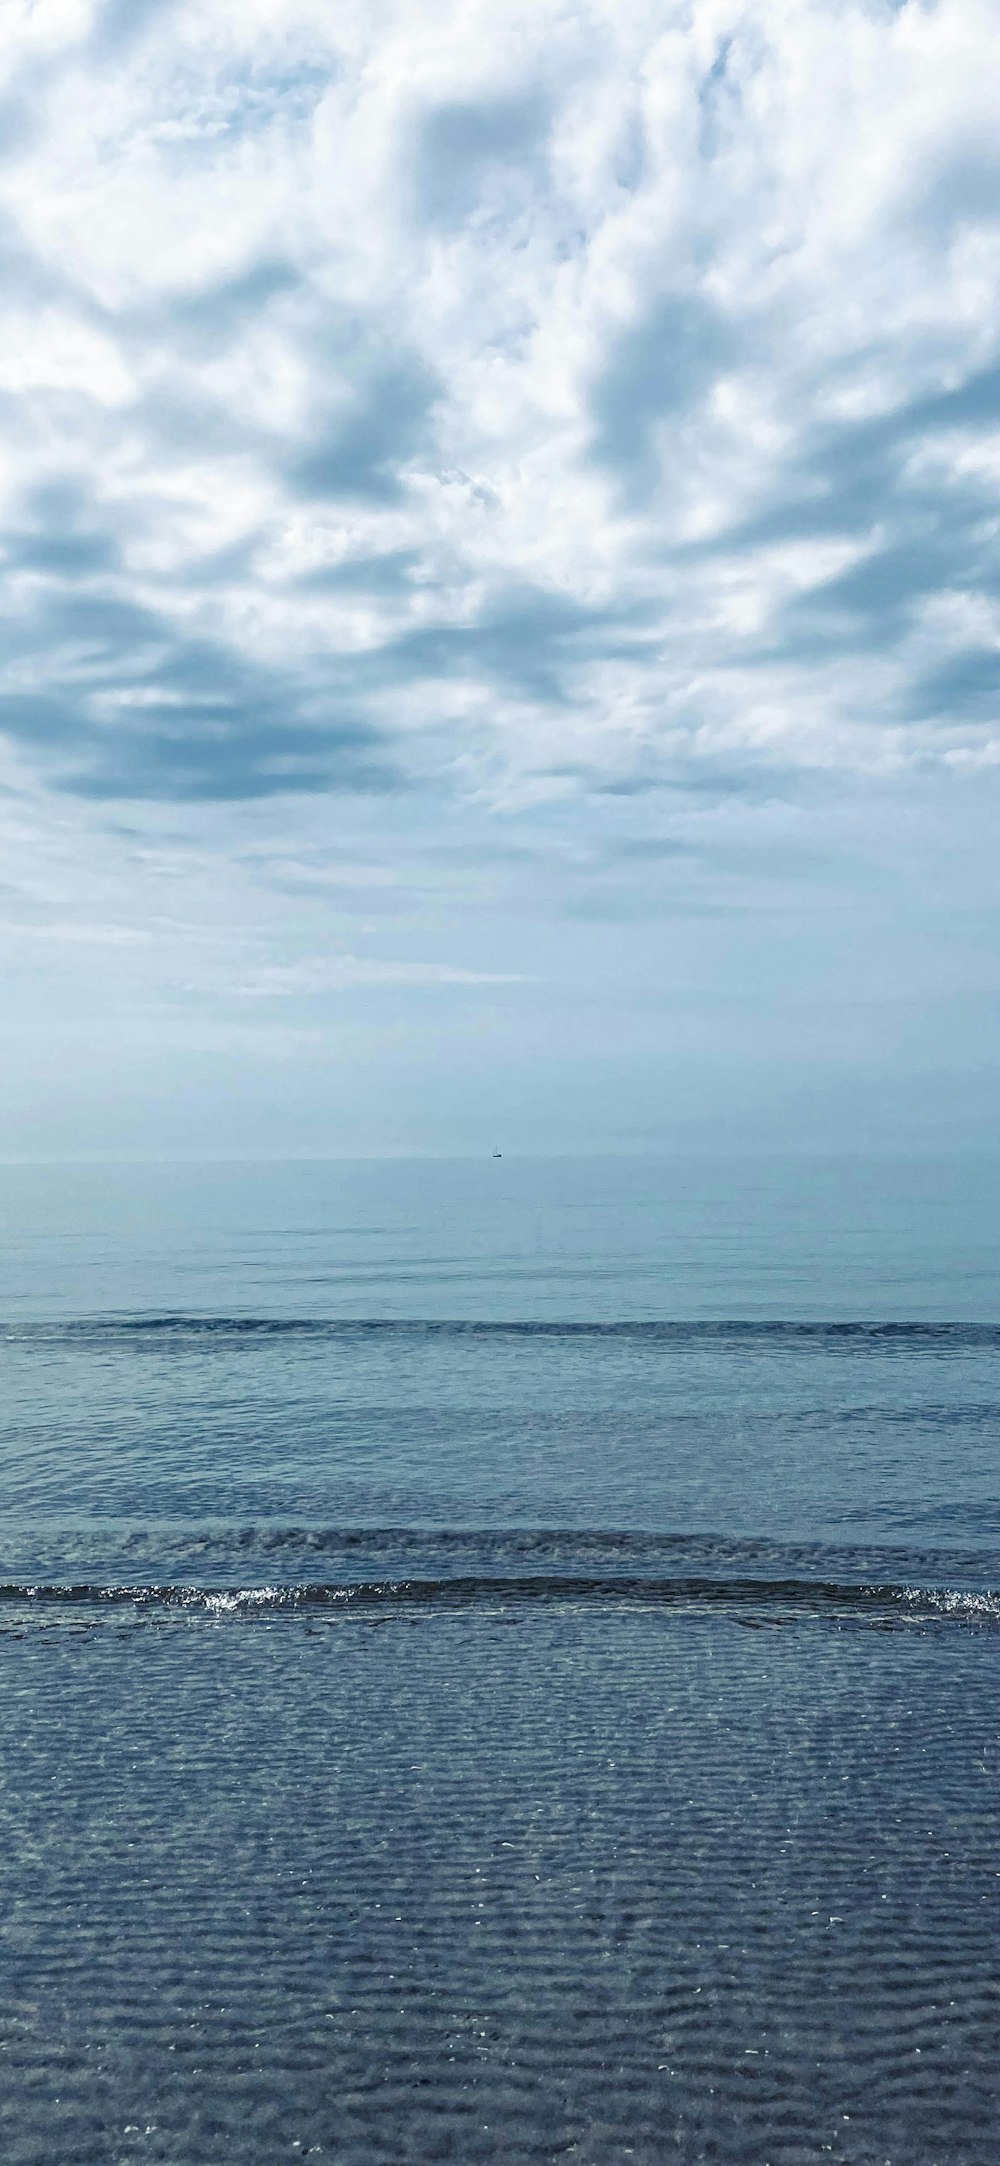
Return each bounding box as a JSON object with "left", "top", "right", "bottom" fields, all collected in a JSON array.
[{"left": 1, "top": 0, "right": 998, "bottom": 1157}]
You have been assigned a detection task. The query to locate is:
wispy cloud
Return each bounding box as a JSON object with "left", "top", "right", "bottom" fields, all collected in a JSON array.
[{"left": 236, "top": 956, "right": 532, "bottom": 996}]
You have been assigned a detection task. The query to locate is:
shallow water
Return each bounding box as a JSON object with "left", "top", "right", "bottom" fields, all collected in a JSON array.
[
  {"left": 1, "top": 1157, "right": 999, "bottom": 2163},
  {"left": 4, "top": 1612, "right": 999, "bottom": 2166}
]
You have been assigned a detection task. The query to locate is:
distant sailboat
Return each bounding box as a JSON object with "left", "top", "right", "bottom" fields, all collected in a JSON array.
[{"left": 492, "top": 1145, "right": 502, "bottom": 1159}]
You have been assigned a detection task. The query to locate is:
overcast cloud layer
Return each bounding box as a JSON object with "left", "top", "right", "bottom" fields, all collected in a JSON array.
[{"left": 1, "top": 0, "right": 998, "bottom": 1156}]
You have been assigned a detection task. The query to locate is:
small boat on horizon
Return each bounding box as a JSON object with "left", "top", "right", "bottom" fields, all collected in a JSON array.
[{"left": 492, "top": 1146, "right": 502, "bottom": 1159}]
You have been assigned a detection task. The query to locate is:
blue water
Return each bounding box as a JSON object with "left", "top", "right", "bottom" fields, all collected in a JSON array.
[
  {"left": 2, "top": 1156, "right": 999, "bottom": 2164},
  {"left": 2, "top": 1152, "right": 1000, "bottom": 1320}
]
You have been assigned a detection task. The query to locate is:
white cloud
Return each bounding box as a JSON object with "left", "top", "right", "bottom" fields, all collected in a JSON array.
[{"left": 0, "top": 0, "right": 997, "bottom": 817}]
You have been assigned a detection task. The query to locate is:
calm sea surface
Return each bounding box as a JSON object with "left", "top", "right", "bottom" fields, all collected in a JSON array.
[{"left": 2, "top": 1155, "right": 999, "bottom": 2165}]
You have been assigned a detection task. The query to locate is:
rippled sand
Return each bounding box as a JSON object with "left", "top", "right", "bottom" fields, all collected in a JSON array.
[{"left": 3, "top": 1605, "right": 998, "bottom": 2164}]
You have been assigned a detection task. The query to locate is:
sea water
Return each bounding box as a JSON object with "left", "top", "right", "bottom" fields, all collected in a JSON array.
[{"left": 1, "top": 1155, "right": 999, "bottom": 2164}]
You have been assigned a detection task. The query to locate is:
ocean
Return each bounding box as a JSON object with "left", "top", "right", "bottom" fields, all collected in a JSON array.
[{"left": 2, "top": 1154, "right": 999, "bottom": 2165}]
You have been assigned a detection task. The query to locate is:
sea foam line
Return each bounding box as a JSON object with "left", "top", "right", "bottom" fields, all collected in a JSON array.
[{"left": 1, "top": 1574, "right": 998, "bottom": 1624}]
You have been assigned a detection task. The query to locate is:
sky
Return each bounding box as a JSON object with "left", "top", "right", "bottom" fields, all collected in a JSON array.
[{"left": 0, "top": 0, "right": 999, "bottom": 1158}]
